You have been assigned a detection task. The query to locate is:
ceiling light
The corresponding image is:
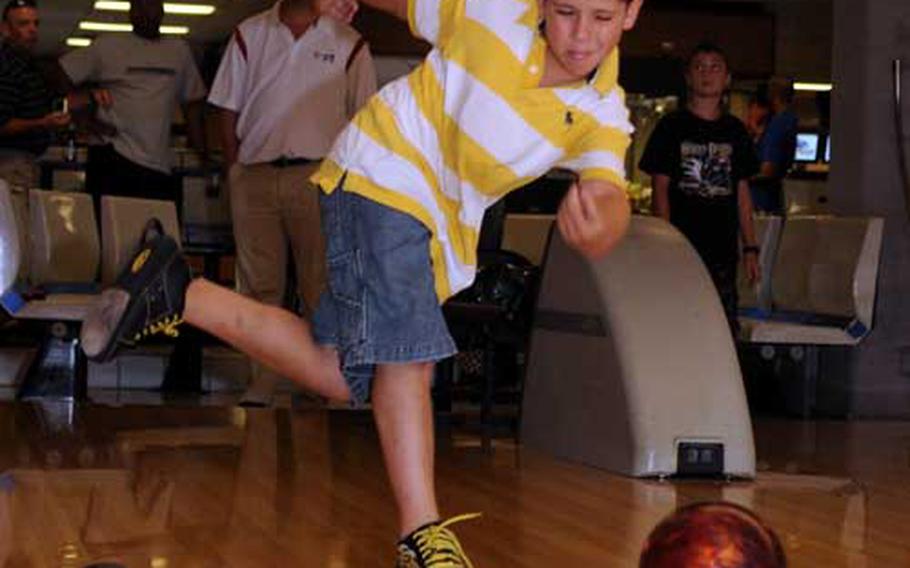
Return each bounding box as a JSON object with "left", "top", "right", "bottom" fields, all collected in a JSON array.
[
  {"left": 794, "top": 82, "right": 833, "bottom": 92},
  {"left": 66, "top": 37, "right": 92, "bottom": 47},
  {"left": 94, "top": 1, "right": 216, "bottom": 15},
  {"left": 79, "top": 21, "right": 190, "bottom": 34},
  {"left": 158, "top": 25, "right": 190, "bottom": 34}
]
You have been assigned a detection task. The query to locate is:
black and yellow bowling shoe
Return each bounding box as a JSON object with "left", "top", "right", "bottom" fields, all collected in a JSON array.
[
  {"left": 396, "top": 514, "right": 480, "bottom": 568},
  {"left": 81, "top": 219, "right": 191, "bottom": 362}
]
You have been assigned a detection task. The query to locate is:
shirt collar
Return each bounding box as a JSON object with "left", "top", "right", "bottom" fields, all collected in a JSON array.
[
  {"left": 589, "top": 48, "right": 619, "bottom": 96},
  {"left": 269, "top": 1, "right": 283, "bottom": 25}
]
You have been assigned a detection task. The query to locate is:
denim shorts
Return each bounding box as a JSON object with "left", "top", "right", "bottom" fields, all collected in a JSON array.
[{"left": 311, "top": 185, "right": 457, "bottom": 406}]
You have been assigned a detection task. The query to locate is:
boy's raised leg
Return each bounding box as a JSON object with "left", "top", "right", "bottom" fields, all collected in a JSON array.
[
  {"left": 80, "top": 228, "right": 349, "bottom": 402},
  {"left": 183, "top": 279, "right": 349, "bottom": 402}
]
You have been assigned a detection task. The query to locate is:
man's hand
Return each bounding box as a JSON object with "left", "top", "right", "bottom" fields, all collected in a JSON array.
[
  {"left": 317, "top": 0, "right": 358, "bottom": 22},
  {"left": 65, "top": 89, "right": 113, "bottom": 113},
  {"left": 743, "top": 251, "right": 761, "bottom": 285},
  {"left": 556, "top": 178, "right": 631, "bottom": 260},
  {"left": 91, "top": 88, "right": 114, "bottom": 109},
  {"left": 42, "top": 111, "right": 71, "bottom": 130}
]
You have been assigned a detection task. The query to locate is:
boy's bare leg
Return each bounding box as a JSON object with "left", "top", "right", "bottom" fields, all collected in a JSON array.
[
  {"left": 372, "top": 361, "right": 439, "bottom": 537},
  {"left": 183, "top": 278, "right": 350, "bottom": 402}
]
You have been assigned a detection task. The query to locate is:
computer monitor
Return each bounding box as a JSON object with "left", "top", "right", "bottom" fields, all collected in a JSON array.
[{"left": 794, "top": 132, "right": 820, "bottom": 162}]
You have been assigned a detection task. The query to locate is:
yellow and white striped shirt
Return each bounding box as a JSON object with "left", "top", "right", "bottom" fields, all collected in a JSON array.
[{"left": 311, "top": 0, "right": 633, "bottom": 301}]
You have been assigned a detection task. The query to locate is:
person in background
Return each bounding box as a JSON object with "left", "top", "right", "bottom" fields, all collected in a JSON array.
[
  {"left": 0, "top": 0, "right": 109, "bottom": 281},
  {"left": 58, "top": 0, "right": 207, "bottom": 220},
  {"left": 750, "top": 77, "right": 798, "bottom": 214},
  {"left": 208, "top": 0, "right": 377, "bottom": 407},
  {"left": 745, "top": 91, "right": 771, "bottom": 146},
  {"left": 640, "top": 41, "right": 760, "bottom": 337}
]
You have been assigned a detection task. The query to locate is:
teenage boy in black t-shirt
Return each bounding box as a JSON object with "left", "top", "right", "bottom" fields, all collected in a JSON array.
[{"left": 639, "top": 42, "right": 760, "bottom": 335}]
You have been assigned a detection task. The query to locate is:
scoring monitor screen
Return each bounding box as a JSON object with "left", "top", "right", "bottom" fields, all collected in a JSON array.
[{"left": 794, "top": 132, "right": 820, "bottom": 162}]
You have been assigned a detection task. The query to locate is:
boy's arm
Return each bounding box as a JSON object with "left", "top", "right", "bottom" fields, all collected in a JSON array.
[
  {"left": 557, "top": 178, "right": 631, "bottom": 260},
  {"left": 737, "top": 179, "right": 761, "bottom": 284},
  {"left": 650, "top": 174, "right": 671, "bottom": 221}
]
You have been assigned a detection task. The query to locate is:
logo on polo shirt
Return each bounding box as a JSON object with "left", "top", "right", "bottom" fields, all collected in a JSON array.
[{"left": 313, "top": 50, "right": 335, "bottom": 63}]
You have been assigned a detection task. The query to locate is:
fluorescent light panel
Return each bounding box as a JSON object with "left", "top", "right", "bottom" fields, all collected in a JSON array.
[
  {"left": 94, "top": 1, "right": 215, "bottom": 15},
  {"left": 79, "top": 21, "right": 190, "bottom": 34},
  {"left": 66, "top": 37, "right": 93, "bottom": 47},
  {"left": 794, "top": 82, "right": 833, "bottom": 92}
]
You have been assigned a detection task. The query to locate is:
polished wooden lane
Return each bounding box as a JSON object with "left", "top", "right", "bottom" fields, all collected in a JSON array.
[{"left": 0, "top": 401, "right": 908, "bottom": 567}]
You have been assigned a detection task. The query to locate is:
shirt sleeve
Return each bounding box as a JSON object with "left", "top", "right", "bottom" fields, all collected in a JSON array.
[
  {"left": 759, "top": 112, "right": 797, "bottom": 166},
  {"left": 178, "top": 42, "right": 207, "bottom": 104},
  {"left": 58, "top": 40, "right": 102, "bottom": 85},
  {"left": 407, "top": 0, "right": 464, "bottom": 48},
  {"left": 638, "top": 115, "right": 676, "bottom": 177},
  {"left": 345, "top": 40, "right": 378, "bottom": 118},
  {"left": 558, "top": 88, "right": 632, "bottom": 188},
  {"left": 207, "top": 29, "right": 248, "bottom": 112}
]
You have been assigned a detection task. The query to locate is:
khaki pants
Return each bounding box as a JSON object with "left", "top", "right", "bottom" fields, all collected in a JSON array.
[
  {"left": 0, "top": 152, "right": 38, "bottom": 283},
  {"left": 228, "top": 162, "right": 327, "bottom": 397}
]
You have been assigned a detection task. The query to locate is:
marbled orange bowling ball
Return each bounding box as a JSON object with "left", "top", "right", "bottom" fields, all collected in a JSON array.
[{"left": 639, "top": 502, "right": 786, "bottom": 568}]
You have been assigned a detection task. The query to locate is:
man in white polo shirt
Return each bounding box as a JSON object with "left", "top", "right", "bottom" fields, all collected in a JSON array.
[{"left": 209, "top": 0, "right": 376, "bottom": 406}]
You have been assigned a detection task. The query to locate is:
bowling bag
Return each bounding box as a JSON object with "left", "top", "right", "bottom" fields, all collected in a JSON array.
[{"left": 454, "top": 250, "right": 540, "bottom": 327}]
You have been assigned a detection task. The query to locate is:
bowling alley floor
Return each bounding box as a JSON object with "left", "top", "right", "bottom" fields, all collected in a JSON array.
[{"left": 0, "top": 399, "right": 908, "bottom": 567}]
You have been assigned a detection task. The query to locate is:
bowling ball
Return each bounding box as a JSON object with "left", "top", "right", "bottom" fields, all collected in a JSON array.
[{"left": 639, "top": 502, "right": 786, "bottom": 568}]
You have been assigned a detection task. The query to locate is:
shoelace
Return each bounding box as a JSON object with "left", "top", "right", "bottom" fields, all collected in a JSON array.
[
  {"left": 133, "top": 314, "right": 183, "bottom": 341},
  {"left": 408, "top": 513, "right": 482, "bottom": 567}
]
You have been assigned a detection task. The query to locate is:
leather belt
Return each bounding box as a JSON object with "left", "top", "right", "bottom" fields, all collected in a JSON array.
[{"left": 269, "top": 156, "right": 316, "bottom": 168}]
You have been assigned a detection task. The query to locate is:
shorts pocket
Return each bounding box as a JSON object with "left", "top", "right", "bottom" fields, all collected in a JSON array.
[{"left": 326, "top": 249, "right": 363, "bottom": 309}]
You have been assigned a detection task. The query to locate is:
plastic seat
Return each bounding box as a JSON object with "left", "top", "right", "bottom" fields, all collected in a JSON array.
[
  {"left": 100, "top": 195, "right": 180, "bottom": 285},
  {"left": 29, "top": 188, "right": 100, "bottom": 286}
]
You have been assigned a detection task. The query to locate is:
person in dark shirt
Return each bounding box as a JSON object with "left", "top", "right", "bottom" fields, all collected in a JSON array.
[
  {"left": 751, "top": 78, "right": 798, "bottom": 214},
  {"left": 0, "top": 0, "right": 68, "bottom": 281},
  {"left": 0, "top": 0, "right": 68, "bottom": 173},
  {"left": 0, "top": 0, "right": 111, "bottom": 281},
  {"left": 640, "top": 42, "right": 760, "bottom": 335}
]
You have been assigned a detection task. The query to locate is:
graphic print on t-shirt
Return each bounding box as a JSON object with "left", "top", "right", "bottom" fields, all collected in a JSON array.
[{"left": 679, "top": 140, "right": 734, "bottom": 198}]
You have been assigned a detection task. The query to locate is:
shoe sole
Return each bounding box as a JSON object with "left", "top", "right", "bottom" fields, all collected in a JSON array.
[{"left": 81, "top": 288, "right": 131, "bottom": 361}]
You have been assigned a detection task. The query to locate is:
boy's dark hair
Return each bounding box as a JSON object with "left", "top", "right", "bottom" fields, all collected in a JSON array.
[
  {"left": 3, "top": 0, "right": 36, "bottom": 22},
  {"left": 639, "top": 501, "right": 787, "bottom": 568},
  {"left": 687, "top": 41, "right": 729, "bottom": 68}
]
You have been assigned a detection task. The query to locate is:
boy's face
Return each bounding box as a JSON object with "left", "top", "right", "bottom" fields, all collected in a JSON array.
[
  {"left": 541, "top": 0, "right": 642, "bottom": 81},
  {"left": 686, "top": 52, "right": 730, "bottom": 99},
  {"left": 1, "top": 6, "right": 39, "bottom": 52}
]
